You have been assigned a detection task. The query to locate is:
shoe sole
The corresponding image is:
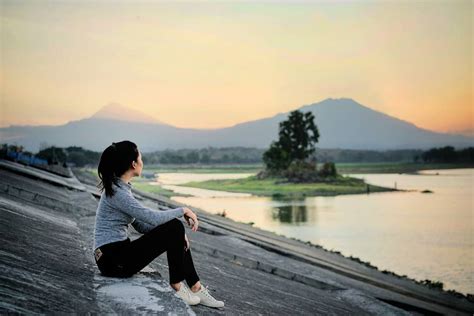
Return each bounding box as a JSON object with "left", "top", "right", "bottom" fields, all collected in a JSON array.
[{"left": 198, "top": 302, "right": 224, "bottom": 308}]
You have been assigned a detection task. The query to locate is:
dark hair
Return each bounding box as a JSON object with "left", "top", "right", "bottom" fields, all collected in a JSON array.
[{"left": 97, "top": 140, "right": 139, "bottom": 197}]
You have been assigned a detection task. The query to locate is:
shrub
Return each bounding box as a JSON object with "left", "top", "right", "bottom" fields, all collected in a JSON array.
[
  {"left": 319, "top": 162, "right": 337, "bottom": 177},
  {"left": 283, "top": 160, "right": 319, "bottom": 183}
]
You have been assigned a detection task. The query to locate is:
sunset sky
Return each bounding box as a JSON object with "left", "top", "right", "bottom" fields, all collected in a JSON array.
[{"left": 1, "top": 1, "right": 472, "bottom": 135}]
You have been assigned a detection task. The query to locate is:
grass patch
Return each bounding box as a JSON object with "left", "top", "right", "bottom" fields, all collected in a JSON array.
[
  {"left": 132, "top": 177, "right": 191, "bottom": 198},
  {"left": 178, "top": 174, "right": 395, "bottom": 197},
  {"left": 131, "top": 181, "right": 190, "bottom": 198}
]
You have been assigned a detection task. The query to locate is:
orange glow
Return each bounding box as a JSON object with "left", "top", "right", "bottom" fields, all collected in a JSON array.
[{"left": 0, "top": 1, "right": 472, "bottom": 135}]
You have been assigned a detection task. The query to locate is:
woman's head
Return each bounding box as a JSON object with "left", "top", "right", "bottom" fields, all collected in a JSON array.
[{"left": 97, "top": 140, "right": 143, "bottom": 197}]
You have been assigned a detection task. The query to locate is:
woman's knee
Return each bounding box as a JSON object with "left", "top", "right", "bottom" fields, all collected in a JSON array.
[{"left": 166, "top": 218, "right": 185, "bottom": 234}]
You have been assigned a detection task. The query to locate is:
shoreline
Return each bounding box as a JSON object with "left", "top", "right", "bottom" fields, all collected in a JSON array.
[
  {"left": 165, "top": 192, "right": 472, "bottom": 299},
  {"left": 262, "top": 227, "right": 474, "bottom": 299}
]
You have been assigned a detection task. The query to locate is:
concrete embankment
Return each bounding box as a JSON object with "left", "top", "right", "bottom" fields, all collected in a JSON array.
[{"left": 1, "top": 159, "right": 473, "bottom": 315}]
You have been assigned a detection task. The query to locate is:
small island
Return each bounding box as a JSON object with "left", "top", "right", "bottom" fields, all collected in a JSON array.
[{"left": 178, "top": 174, "right": 396, "bottom": 198}]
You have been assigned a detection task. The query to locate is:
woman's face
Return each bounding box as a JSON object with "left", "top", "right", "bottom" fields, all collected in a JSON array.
[{"left": 132, "top": 150, "right": 144, "bottom": 177}]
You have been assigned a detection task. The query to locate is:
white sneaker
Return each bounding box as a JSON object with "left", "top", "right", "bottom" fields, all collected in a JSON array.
[
  {"left": 193, "top": 284, "right": 224, "bottom": 308},
  {"left": 174, "top": 282, "right": 200, "bottom": 305}
]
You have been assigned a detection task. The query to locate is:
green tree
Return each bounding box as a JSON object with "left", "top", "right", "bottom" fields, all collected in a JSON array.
[
  {"left": 319, "top": 162, "right": 337, "bottom": 177},
  {"left": 200, "top": 153, "right": 211, "bottom": 164},
  {"left": 36, "top": 146, "right": 67, "bottom": 165},
  {"left": 421, "top": 146, "right": 458, "bottom": 163},
  {"left": 262, "top": 141, "right": 290, "bottom": 171},
  {"left": 185, "top": 151, "right": 200, "bottom": 163},
  {"left": 263, "top": 110, "right": 320, "bottom": 172}
]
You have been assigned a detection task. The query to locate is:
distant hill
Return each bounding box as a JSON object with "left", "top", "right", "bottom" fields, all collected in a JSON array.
[
  {"left": 90, "top": 102, "right": 168, "bottom": 125},
  {"left": 1, "top": 98, "right": 472, "bottom": 152}
]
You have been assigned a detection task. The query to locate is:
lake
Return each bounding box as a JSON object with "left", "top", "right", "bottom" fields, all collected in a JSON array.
[{"left": 152, "top": 168, "right": 473, "bottom": 295}]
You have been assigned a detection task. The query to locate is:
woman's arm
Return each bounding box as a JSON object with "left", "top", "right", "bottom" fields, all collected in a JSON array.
[
  {"left": 131, "top": 218, "right": 156, "bottom": 234},
  {"left": 110, "top": 188, "right": 185, "bottom": 227}
]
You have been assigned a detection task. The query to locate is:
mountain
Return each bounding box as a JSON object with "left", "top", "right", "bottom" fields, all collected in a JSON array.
[
  {"left": 90, "top": 102, "right": 167, "bottom": 125},
  {"left": 1, "top": 98, "right": 472, "bottom": 152}
]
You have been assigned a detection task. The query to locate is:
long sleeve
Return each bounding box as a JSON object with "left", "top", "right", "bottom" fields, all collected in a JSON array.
[
  {"left": 109, "top": 187, "right": 185, "bottom": 228},
  {"left": 131, "top": 218, "right": 157, "bottom": 234}
]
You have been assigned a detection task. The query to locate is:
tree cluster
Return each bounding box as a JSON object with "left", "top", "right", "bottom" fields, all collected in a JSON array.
[
  {"left": 34, "top": 146, "right": 100, "bottom": 167},
  {"left": 417, "top": 146, "right": 474, "bottom": 163},
  {"left": 143, "top": 147, "right": 263, "bottom": 165}
]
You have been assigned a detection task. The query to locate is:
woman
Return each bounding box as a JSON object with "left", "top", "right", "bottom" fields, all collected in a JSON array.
[{"left": 93, "top": 140, "right": 224, "bottom": 308}]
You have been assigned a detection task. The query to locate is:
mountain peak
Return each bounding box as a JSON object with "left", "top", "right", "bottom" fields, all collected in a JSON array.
[
  {"left": 90, "top": 102, "right": 163, "bottom": 124},
  {"left": 321, "top": 97, "right": 359, "bottom": 104},
  {"left": 300, "top": 97, "right": 367, "bottom": 112}
]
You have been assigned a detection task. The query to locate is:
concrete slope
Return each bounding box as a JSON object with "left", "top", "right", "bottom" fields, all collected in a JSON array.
[{"left": 0, "top": 163, "right": 193, "bottom": 315}]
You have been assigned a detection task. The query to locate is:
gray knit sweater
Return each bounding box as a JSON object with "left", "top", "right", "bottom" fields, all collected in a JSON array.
[{"left": 93, "top": 177, "right": 184, "bottom": 250}]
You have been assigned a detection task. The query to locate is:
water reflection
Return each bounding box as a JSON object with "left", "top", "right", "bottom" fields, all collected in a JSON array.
[
  {"left": 270, "top": 195, "right": 309, "bottom": 224},
  {"left": 271, "top": 205, "right": 308, "bottom": 223}
]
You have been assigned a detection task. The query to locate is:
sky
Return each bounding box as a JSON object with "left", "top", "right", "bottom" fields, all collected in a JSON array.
[{"left": 1, "top": 0, "right": 472, "bottom": 135}]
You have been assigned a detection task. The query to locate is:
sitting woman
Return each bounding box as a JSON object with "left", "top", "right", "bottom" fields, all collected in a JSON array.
[{"left": 93, "top": 140, "right": 224, "bottom": 308}]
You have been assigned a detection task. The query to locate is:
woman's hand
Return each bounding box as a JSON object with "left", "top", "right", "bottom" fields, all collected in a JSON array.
[
  {"left": 183, "top": 207, "right": 199, "bottom": 232},
  {"left": 184, "top": 233, "right": 190, "bottom": 251}
]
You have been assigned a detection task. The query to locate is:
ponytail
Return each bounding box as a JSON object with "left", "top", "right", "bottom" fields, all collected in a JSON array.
[{"left": 97, "top": 140, "right": 139, "bottom": 197}]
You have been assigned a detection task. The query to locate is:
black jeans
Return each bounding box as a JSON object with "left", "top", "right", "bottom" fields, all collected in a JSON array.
[{"left": 95, "top": 218, "right": 200, "bottom": 287}]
